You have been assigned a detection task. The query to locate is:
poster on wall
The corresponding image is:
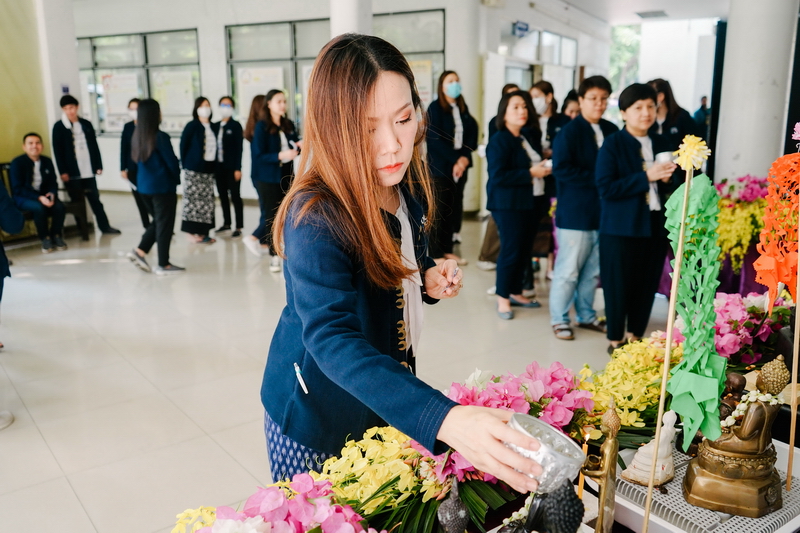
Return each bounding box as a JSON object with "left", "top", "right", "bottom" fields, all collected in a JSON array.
[
  {"left": 151, "top": 70, "right": 195, "bottom": 116},
  {"left": 409, "top": 60, "right": 434, "bottom": 110},
  {"left": 237, "top": 66, "right": 285, "bottom": 114},
  {"left": 100, "top": 72, "right": 140, "bottom": 132},
  {"left": 78, "top": 70, "right": 96, "bottom": 124}
]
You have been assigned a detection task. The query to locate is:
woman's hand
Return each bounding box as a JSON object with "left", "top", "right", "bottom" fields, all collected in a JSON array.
[
  {"left": 646, "top": 161, "right": 676, "bottom": 182},
  {"left": 121, "top": 170, "right": 128, "bottom": 180},
  {"left": 437, "top": 406, "right": 543, "bottom": 494},
  {"left": 279, "top": 149, "right": 299, "bottom": 162},
  {"left": 424, "top": 258, "right": 463, "bottom": 299},
  {"left": 530, "top": 161, "right": 552, "bottom": 179},
  {"left": 234, "top": 170, "right": 242, "bottom": 181},
  {"left": 452, "top": 156, "right": 469, "bottom": 180}
]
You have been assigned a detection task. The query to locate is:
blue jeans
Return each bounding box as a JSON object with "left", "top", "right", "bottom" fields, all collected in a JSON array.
[{"left": 549, "top": 227, "right": 600, "bottom": 325}]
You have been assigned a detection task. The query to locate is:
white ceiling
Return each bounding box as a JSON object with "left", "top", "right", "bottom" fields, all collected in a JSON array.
[{"left": 559, "top": 0, "right": 731, "bottom": 25}]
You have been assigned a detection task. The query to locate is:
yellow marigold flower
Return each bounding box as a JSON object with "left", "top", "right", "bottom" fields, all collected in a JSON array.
[{"left": 673, "top": 135, "right": 711, "bottom": 171}]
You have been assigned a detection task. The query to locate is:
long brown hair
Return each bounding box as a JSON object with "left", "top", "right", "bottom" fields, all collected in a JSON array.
[
  {"left": 648, "top": 78, "right": 683, "bottom": 123},
  {"left": 244, "top": 94, "right": 265, "bottom": 142},
  {"left": 273, "top": 33, "right": 434, "bottom": 289},
  {"left": 261, "top": 89, "right": 295, "bottom": 135},
  {"left": 436, "top": 70, "right": 466, "bottom": 113}
]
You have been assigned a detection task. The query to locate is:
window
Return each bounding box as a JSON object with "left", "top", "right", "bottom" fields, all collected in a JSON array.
[
  {"left": 77, "top": 29, "right": 200, "bottom": 134},
  {"left": 225, "top": 10, "right": 445, "bottom": 133}
]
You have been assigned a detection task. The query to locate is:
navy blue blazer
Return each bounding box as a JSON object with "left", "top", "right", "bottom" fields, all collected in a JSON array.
[
  {"left": 426, "top": 99, "right": 478, "bottom": 178},
  {"left": 52, "top": 118, "right": 103, "bottom": 178},
  {"left": 10, "top": 155, "right": 58, "bottom": 204},
  {"left": 551, "top": 115, "right": 619, "bottom": 231},
  {"left": 0, "top": 184, "right": 24, "bottom": 279},
  {"left": 136, "top": 131, "right": 181, "bottom": 195},
  {"left": 486, "top": 129, "right": 543, "bottom": 212},
  {"left": 546, "top": 114, "right": 571, "bottom": 146},
  {"left": 250, "top": 120, "right": 299, "bottom": 184},
  {"left": 649, "top": 108, "right": 704, "bottom": 150},
  {"left": 261, "top": 186, "right": 455, "bottom": 455},
  {"left": 215, "top": 119, "right": 244, "bottom": 171},
  {"left": 180, "top": 120, "right": 218, "bottom": 172},
  {"left": 595, "top": 128, "right": 679, "bottom": 238},
  {"left": 120, "top": 121, "right": 138, "bottom": 184}
]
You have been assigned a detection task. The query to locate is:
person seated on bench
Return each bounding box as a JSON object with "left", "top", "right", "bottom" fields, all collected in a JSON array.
[{"left": 10, "top": 133, "right": 67, "bottom": 253}]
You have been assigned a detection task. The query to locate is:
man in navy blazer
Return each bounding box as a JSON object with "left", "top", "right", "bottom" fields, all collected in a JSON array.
[
  {"left": 549, "top": 76, "right": 618, "bottom": 340},
  {"left": 51, "top": 94, "right": 120, "bottom": 234},
  {"left": 9, "top": 133, "right": 67, "bottom": 253}
]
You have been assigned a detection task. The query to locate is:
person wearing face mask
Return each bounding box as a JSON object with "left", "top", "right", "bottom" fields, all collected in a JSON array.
[
  {"left": 596, "top": 83, "right": 678, "bottom": 354},
  {"left": 213, "top": 96, "right": 244, "bottom": 238},
  {"left": 530, "top": 81, "right": 570, "bottom": 160},
  {"left": 120, "top": 98, "right": 151, "bottom": 229},
  {"left": 243, "top": 89, "right": 300, "bottom": 272},
  {"left": 179, "top": 97, "right": 217, "bottom": 244},
  {"left": 426, "top": 71, "right": 478, "bottom": 263}
]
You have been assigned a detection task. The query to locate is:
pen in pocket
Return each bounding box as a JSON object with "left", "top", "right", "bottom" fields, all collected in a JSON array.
[{"left": 294, "top": 362, "right": 309, "bottom": 394}]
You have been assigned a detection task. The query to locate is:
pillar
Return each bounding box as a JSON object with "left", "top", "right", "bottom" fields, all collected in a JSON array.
[
  {"left": 715, "top": 0, "right": 800, "bottom": 180},
  {"left": 330, "top": 0, "right": 372, "bottom": 38}
]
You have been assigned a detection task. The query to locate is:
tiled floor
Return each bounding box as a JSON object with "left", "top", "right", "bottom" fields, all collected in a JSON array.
[{"left": 0, "top": 193, "right": 667, "bottom": 533}]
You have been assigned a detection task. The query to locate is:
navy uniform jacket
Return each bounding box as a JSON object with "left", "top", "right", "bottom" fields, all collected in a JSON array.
[
  {"left": 52, "top": 118, "right": 103, "bottom": 177},
  {"left": 649, "top": 108, "right": 704, "bottom": 149},
  {"left": 180, "top": 119, "right": 218, "bottom": 173},
  {"left": 546, "top": 114, "right": 571, "bottom": 147},
  {"left": 551, "top": 114, "right": 619, "bottom": 231},
  {"left": 214, "top": 119, "right": 244, "bottom": 171},
  {"left": 426, "top": 99, "right": 478, "bottom": 178},
  {"left": 136, "top": 131, "right": 181, "bottom": 195},
  {"left": 250, "top": 120, "right": 299, "bottom": 184},
  {"left": 120, "top": 121, "right": 138, "bottom": 184},
  {"left": 9, "top": 154, "right": 58, "bottom": 204},
  {"left": 595, "top": 128, "right": 679, "bottom": 238},
  {"left": 486, "top": 129, "right": 543, "bottom": 212},
  {"left": 261, "top": 186, "right": 455, "bottom": 456},
  {"left": 0, "top": 184, "right": 24, "bottom": 279}
]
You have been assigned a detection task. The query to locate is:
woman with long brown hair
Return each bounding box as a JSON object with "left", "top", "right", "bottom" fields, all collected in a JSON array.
[
  {"left": 648, "top": 78, "right": 703, "bottom": 149},
  {"left": 260, "top": 34, "right": 543, "bottom": 491}
]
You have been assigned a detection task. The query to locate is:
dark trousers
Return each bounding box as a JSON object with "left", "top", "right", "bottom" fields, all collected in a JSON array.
[
  {"left": 17, "top": 198, "right": 66, "bottom": 240},
  {"left": 599, "top": 232, "right": 668, "bottom": 341},
  {"left": 430, "top": 174, "right": 457, "bottom": 258},
  {"left": 66, "top": 177, "right": 111, "bottom": 232},
  {"left": 132, "top": 190, "right": 151, "bottom": 229},
  {"left": 252, "top": 169, "right": 291, "bottom": 255},
  {"left": 215, "top": 168, "right": 243, "bottom": 229},
  {"left": 492, "top": 209, "right": 537, "bottom": 299},
  {"left": 138, "top": 193, "right": 177, "bottom": 267},
  {"left": 521, "top": 196, "right": 550, "bottom": 291},
  {"left": 452, "top": 171, "right": 468, "bottom": 234}
]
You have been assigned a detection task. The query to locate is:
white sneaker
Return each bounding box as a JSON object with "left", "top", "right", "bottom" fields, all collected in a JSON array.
[
  {"left": 476, "top": 261, "right": 496, "bottom": 271},
  {"left": 243, "top": 236, "right": 262, "bottom": 258},
  {"left": 269, "top": 255, "right": 282, "bottom": 273},
  {"left": 486, "top": 285, "right": 496, "bottom": 295},
  {"left": 0, "top": 411, "right": 14, "bottom": 431}
]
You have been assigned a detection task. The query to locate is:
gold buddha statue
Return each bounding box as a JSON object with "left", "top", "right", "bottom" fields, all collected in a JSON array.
[
  {"left": 682, "top": 356, "right": 791, "bottom": 518},
  {"left": 582, "top": 404, "right": 621, "bottom": 533}
]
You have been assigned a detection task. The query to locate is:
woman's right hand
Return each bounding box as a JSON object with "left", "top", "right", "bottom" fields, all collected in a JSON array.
[
  {"left": 279, "top": 149, "right": 299, "bottom": 162},
  {"left": 437, "top": 405, "right": 543, "bottom": 494},
  {"left": 530, "top": 161, "right": 552, "bottom": 179},
  {"left": 646, "top": 161, "right": 676, "bottom": 182}
]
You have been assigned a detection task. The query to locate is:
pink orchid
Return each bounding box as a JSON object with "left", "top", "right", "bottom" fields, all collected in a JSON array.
[{"left": 793, "top": 122, "right": 800, "bottom": 141}]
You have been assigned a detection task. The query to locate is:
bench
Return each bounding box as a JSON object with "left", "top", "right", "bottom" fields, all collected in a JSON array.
[{"left": 0, "top": 162, "right": 92, "bottom": 243}]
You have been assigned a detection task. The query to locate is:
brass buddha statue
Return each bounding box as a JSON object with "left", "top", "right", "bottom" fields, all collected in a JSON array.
[
  {"left": 582, "top": 404, "right": 621, "bottom": 533},
  {"left": 682, "top": 356, "right": 791, "bottom": 518}
]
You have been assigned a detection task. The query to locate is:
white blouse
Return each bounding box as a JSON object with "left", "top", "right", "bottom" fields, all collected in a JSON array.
[{"left": 396, "top": 193, "right": 424, "bottom": 354}]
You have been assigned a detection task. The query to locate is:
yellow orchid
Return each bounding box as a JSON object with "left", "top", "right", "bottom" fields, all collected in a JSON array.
[
  {"left": 172, "top": 507, "right": 216, "bottom": 533},
  {"left": 673, "top": 135, "right": 711, "bottom": 171},
  {"left": 717, "top": 197, "right": 766, "bottom": 273}
]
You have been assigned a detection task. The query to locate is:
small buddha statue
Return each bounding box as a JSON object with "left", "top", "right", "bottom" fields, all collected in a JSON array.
[
  {"left": 620, "top": 411, "right": 677, "bottom": 486},
  {"left": 582, "top": 404, "right": 621, "bottom": 533},
  {"left": 683, "top": 356, "right": 791, "bottom": 518}
]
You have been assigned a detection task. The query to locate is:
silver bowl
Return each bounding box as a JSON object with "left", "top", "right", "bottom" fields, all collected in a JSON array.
[{"left": 506, "top": 413, "right": 586, "bottom": 493}]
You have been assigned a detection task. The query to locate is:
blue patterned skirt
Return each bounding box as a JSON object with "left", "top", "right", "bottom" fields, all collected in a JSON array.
[{"left": 264, "top": 411, "right": 335, "bottom": 482}]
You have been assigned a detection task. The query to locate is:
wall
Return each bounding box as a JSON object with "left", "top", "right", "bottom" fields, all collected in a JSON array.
[
  {"left": 0, "top": 0, "right": 51, "bottom": 162},
  {"left": 639, "top": 19, "right": 716, "bottom": 114}
]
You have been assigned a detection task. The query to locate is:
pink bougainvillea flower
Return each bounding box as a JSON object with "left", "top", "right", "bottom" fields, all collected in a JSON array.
[
  {"left": 793, "top": 122, "right": 800, "bottom": 141},
  {"left": 243, "top": 486, "right": 289, "bottom": 522}
]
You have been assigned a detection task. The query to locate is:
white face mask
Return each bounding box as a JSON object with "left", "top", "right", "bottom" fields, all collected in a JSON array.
[
  {"left": 197, "top": 106, "right": 211, "bottom": 119},
  {"left": 128, "top": 109, "right": 137, "bottom": 121},
  {"left": 219, "top": 106, "right": 233, "bottom": 119},
  {"left": 532, "top": 96, "right": 548, "bottom": 116}
]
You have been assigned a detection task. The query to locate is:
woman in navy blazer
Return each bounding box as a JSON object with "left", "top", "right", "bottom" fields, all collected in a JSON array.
[
  {"left": 243, "top": 89, "right": 300, "bottom": 271},
  {"left": 425, "top": 71, "right": 478, "bottom": 263},
  {"left": 261, "top": 34, "right": 541, "bottom": 492},
  {"left": 179, "top": 97, "right": 217, "bottom": 243},
  {"left": 595, "top": 83, "right": 678, "bottom": 353},
  {"left": 213, "top": 96, "right": 244, "bottom": 236},
  {"left": 128, "top": 99, "right": 183, "bottom": 274},
  {"left": 120, "top": 98, "right": 150, "bottom": 229},
  {"left": 486, "top": 90, "right": 552, "bottom": 319},
  {"left": 648, "top": 78, "right": 704, "bottom": 147}
]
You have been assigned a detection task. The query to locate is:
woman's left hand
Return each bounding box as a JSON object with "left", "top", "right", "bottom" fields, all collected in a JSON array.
[{"left": 424, "top": 259, "right": 463, "bottom": 299}]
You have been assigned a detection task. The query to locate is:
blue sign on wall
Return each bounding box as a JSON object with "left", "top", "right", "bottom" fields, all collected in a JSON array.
[{"left": 513, "top": 21, "right": 529, "bottom": 38}]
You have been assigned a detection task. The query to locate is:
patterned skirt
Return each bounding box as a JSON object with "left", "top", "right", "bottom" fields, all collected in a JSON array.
[
  {"left": 181, "top": 170, "right": 215, "bottom": 235},
  {"left": 264, "top": 411, "right": 334, "bottom": 482}
]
